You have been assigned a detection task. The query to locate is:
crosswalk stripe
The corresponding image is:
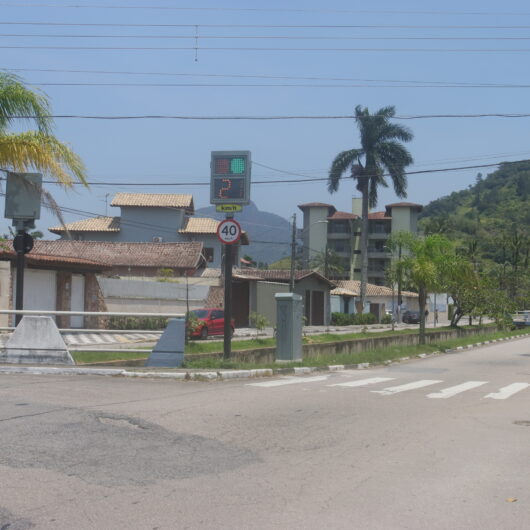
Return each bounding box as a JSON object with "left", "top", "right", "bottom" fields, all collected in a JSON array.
[
  {"left": 247, "top": 375, "right": 329, "bottom": 387},
  {"left": 484, "top": 383, "right": 530, "bottom": 400},
  {"left": 371, "top": 380, "right": 443, "bottom": 395},
  {"left": 427, "top": 381, "right": 487, "bottom": 399},
  {"left": 329, "top": 377, "right": 396, "bottom": 388}
]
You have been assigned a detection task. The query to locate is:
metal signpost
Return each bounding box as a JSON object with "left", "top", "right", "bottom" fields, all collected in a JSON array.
[
  {"left": 210, "top": 151, "right": 251, "bottom": 359},
  {"left": 4, "top": 173, "right": 42, "bottom": 326}
]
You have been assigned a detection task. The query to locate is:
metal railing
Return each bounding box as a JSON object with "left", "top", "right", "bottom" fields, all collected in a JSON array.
[
  {"left": 0, "top": 309, "right": 185, "bottom": 318},
  {"left": 0, "top": 309, "right": 185, "bottom": 333}
]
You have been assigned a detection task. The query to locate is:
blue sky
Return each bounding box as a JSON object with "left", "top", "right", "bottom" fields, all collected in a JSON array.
[{"left": 2, "top": 0, "right": 530, "bottom": 235}]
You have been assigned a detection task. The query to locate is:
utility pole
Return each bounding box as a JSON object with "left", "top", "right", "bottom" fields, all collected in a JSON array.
[
  {"left": 223, "top": 238, "right": 233, "bottom": 360},
  {"left": 289, "top": 213, "right": 296, "bottom": 292}
]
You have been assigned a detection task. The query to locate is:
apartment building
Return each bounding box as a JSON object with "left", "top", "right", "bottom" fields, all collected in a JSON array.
[{"left": 298, "top": 199, "right": 422, "bottom": 285}]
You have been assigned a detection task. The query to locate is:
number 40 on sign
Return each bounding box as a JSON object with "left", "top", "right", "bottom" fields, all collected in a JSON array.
[{"left": 217, "top": 219, "right": 242, "bottom": 245}]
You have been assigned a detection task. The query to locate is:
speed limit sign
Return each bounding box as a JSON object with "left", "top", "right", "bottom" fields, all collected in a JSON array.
[{"left": 217, "top": 219, "right": 242, "bottom": 245}]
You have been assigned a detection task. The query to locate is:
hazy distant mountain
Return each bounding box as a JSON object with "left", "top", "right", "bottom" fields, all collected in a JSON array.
[{"left": 195, "top": 201, "right": 292, "bottom": 265}]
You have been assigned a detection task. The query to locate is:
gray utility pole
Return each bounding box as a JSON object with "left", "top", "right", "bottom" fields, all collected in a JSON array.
[
  {"left": 289, "top": 213, "right": 296, "bottom": 292},
  {"left": 4, "top": 172, "right": 42, "bottom": 326},
  {"left": 223, "top": 237, "right": 233, "bottom": 360}
]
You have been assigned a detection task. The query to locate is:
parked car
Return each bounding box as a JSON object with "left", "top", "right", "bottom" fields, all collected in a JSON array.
[
  {"left": 512, "top": 310, "right": 530, "bottom": 328},
  {"left": 402, "top": 310, "right": 421, "bottom": 324},
  {"left": 188, "top": 308, "right": 235, "bottom": 339}
]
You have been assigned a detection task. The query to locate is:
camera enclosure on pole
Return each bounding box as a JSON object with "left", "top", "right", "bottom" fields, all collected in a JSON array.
[
  {"left": 210, "top": 151, "right": 251, "bottom": 205},
  {"left": 4, "top": 172, "right": 42, "bottom": 230}
]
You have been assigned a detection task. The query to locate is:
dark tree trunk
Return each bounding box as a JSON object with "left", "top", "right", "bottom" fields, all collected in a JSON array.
[
  {"left": 359, "top": 176, "right": 369, "bottom": 312},
  {"left": 418, "top": 287, "right": 427, "bottom": 345}
]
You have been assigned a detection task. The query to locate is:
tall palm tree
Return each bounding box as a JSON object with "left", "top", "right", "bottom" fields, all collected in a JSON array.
[
  {"left": 0, "top": 72, "right": 86, "bottom": 186},
  {"left": 328, "top": 105, "right": 413, "bottom": 310}
]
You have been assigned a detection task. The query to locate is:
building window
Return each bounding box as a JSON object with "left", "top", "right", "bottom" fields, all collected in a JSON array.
[
  {"left": 203, "top": 248, "right": 214, "bottom": 262},
  {"left": 328, "top": 220, "right": 350, "bottom": 234}
]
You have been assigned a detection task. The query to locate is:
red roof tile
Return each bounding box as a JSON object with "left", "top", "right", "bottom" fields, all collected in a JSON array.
[
  {"left": 29, "top": 240, "right": 204, "bottom": 269},
  {"left": 328, "top": 211, "right": 358, "bottom": 220},
  {"left": 385, "top": 202, "right": 423, "bottom": 210},
  {"left": 298, "top": 202, "right": 333, "bottom": 208},
  {"left": 0, "top": 250, "right": 109, "bottom": 270},
  {"left": 368, "top": 211, "right": 391, "bottom": 220},
  {"left": 233, "top": 268, "right": 335, "bottom": 287}
]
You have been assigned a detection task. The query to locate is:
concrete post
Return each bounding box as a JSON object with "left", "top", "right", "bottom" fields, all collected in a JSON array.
[{"left": 145, "top": 318, "right": 185, "bottom": 367}]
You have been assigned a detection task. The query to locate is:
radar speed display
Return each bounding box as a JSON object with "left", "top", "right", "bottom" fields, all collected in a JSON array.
[{"left": 210, "top": 151, "right": 251, "bottom": 205}]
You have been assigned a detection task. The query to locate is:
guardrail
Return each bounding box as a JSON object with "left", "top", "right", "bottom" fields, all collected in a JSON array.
[
  {"left": 0, "top": 309, "right": 185, "bottom": 318},
  {"left": 0, "top": 309, "right": 185, "bottom": 335}
]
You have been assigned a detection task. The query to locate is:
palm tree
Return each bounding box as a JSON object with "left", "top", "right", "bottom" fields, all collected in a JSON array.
[
  {"left": 0, "top": 72, "right": 86, "bottom": 186},
  {"left": 328, "top": 105, "right": 413, "bottom": 310},
  {"left": 310, "top": 247, "right": 344, "bottom": 279},
  {"left": 401, "top": 234, "right": 450, "bottom": 344}
]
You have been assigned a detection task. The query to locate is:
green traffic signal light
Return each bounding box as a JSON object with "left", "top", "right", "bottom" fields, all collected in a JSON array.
[{"left": 230, "top": 157, "right": 245, "bottom": 174}]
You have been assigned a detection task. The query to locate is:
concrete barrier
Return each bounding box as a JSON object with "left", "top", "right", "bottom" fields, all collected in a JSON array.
[{"left": 1, "top": 316, "right": 74, "bottom": 365}]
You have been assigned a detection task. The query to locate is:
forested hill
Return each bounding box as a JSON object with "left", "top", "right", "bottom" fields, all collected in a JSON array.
[{"left": 420, "top": 160, "right": 530, "bottom": 234}]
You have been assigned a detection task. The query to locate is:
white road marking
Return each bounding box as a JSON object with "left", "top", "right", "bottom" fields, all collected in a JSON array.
[
  {"left": 329, "top": 377, "right": 396, "bottom": 388},
  {"left": 247, "top": 375, "right": 329, "bottom": 387},
  {"left": 484, "top": 383, "right": 530, "bottom": 400},
  {"left": 372, "top": 380, "right": 443, "bottom": 395},
  {"left": 427, "top": 381, "right": 487, "bottom": 399}
]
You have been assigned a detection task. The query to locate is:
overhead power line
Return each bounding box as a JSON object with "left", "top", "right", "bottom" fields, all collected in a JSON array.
[
  {"left": 2, "top": 4, "right": 530, "bottom": 16},
  {"left": 7, "top": 113, "right": 530, "bottom": 120},
  {"left": 8, "top": 67, "right": 528, "bottom": 88},
  {"left": 5, "top": 33, "right": 530, "bottom": 41},
  {"left": 15, "top": 161, "right": 516, "bottom": 187},
  {"left": 21, "top": 81, "right": 530, "bottom": 89},
  {"left": 3, "top": 22, "right": 530, "bottom": 29},
  {"left": 5, "top": 45, "right": 530, "bottom": 52}
]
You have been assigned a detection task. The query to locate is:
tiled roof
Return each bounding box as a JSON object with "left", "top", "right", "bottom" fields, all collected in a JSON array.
[
  {"left": 328, "top": 211, "right": 358, "bottom": 220},
  {"left": 198, "top": 268, "right": 222, "bottom": 278},
  {"left": 233, "top": 268, "right": 335, "bottom": 287},
  {"left": 205, "top": 286, "right": 224, "bottom": 308},
  {"left": 179, "top": 217, "right": 250, "bottom": 244},
  {"left": 49, "top": 216, "right": 120, "bottom": 234},
  {"left": 330, "top": 287, "right": 357, "bottom": 296},
  {"left": 0, "top": 250, "right": 109, "bottom": 270},
  {"left": 385, "top": 202, "right": 423, "bottom": 210},
  {"left": 179, "top": 217, "right": 219, "bottom": 234},
  {"left": 368, "top": 211, "right": 391, "bottom": 220},
  {"left": 333, "top": 280, "right": 418, "bottom": 298},
  {"left": 111, "top": 193, "right": 194, "bottom": 212},
  {"left": 298, "top": 202, "right": 333, "bottom": 209},
  {"left": 30, "top": 240, "right": 204, "bottom": 269}
]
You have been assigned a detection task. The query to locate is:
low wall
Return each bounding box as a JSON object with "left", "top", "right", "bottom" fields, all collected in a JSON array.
[
  {"left": 97, "top": 276, "right": 210, "bottom": 315},
  {"left": 187, "top": 326, "right": 500, "bottom": 365},
  {"left": 301, "top": 326, "right": 497, "bottom": 359}
]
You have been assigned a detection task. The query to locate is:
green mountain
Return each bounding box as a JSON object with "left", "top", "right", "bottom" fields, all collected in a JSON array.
[{"left": 419, "top": 160, "right": 530, "bottom": 265}]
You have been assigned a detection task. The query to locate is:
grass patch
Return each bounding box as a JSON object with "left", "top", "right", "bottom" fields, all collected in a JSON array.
[
  {"left": 72, "top": 325, "right": 527, "bottom": 368},
  {"left": 186, "top": 337, "right": 275, "bottom": 354},
  {"left": 71, "top": 350, "right": 149, "bottom": 364},
  {"left": 183, "top": 327, "right": 528, "bottom": 370}
]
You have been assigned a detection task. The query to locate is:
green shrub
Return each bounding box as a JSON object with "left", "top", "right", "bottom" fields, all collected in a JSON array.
[
  {"left": 381, "top": 314, "right": 393, "bottom": 324},
  {"left": 331, "top": 312, "right": 354, "bottom": 325},
  {"left": 107, "top": 316, "right": 169, "bottom": 330},
  {"left": 331, "top": 312, "right": 378, "bottom": 325},
  {"left": 352, "top": 313, "right": 377, "bottom": 325}
]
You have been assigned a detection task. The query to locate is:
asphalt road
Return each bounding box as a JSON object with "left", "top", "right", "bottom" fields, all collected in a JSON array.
[{"left": 0, "top": 337, "right": 529, "bottom": 529}]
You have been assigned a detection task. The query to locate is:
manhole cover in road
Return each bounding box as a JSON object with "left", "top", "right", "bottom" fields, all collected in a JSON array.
[{"left": 513, "top": 420, "right": 530, "bottom": 426}]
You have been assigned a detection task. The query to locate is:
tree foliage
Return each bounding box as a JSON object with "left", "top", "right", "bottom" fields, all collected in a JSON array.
[
  {"left": 327, "top": 105, "right": 414, "bottom": 306},
  {"left": 0, "top": 72, "right": 87, "bottom": 186}
]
